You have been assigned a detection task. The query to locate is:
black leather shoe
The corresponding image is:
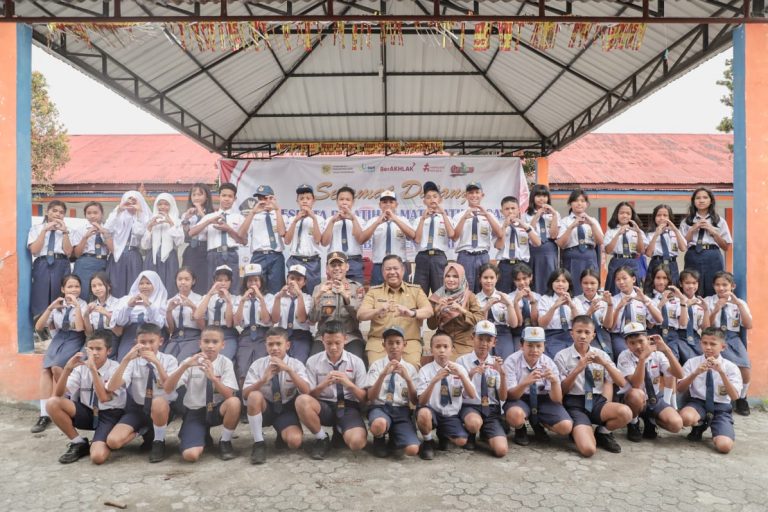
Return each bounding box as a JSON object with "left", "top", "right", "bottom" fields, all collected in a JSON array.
[
  {"left": 58, "top": 440, "right": 90, "bottom": 464},
  {"left": 687, "top": 424, "right": 706, "bottom": 442},
  {"left": 734, "top": 398, "right": 751, "bottom": 416},
  {"left": 310, "top": 436, "right": 331, "bottom": 460},
  {"left": 149, "top": 440, "right": 166, "bottom": 463},
  {"left": 219, "top": 439, "right": 236, "bottom": 461},
  {"left": 532, "top": 424, "right": 550, "bottom": 443},
  {"left": 626, "top": 421, "right": 642, "bottom": 443},
  {"left": 595, "top": 431, "right": 622, "bottom": 453},
  {"left": 31, "top": 416, "right": 52, "bottom": 434},
  {"left": 513, "top": 427, "right": 530, "bottom": 446},
  {"left": 373, "top": 436, "right": 388, "bottom": 458},
  {"left": 463, "top": 433, "right": 476, "bottom": 451},
  {"left": 250, "top": 441, "right": 266, "bottom": 465},
  {"left": 418, "top": 439, "right": 435, "bottom": 460}
]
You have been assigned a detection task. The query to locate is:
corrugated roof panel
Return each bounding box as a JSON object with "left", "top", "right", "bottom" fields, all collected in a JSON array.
[
  {"left": 239, "top": 115, "right": 383, "bottom": 141},
  {"left": 207, "top": 49, "right": 286, "bottom": 113},
  {"left": 526, "top": 72, "right": 606, "bottom": 134},
  {"left": 486, "top": 48, "right": 565, "bottom": 112},
  {"left": 387, "top": 113, "right": 535, "bottom": 140},
  {"left": 388, "top": 74, "right": 515, "bottom": 114},
  {"left": 298, "top": 40, "right": 379, "bottom": 74},
  {"left": 258, "top": 76, "right": 384, "bottom": 115}
]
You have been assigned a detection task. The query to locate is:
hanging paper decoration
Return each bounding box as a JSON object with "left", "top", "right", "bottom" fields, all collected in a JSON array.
[
  {"left": 529, "top": 22, "right": 559, "bottom": 50},
  {"left": 276, "top": 141, "right": 444, "bottom": 156},
  {"left": 568, "top": 22, "right": 594, "bottom": 48},
  {"left": 473, "top": 22, "right": 491, "bottom": 51},
  {"left": 601, "top": 23, "right": 647, "bottom": 51}
]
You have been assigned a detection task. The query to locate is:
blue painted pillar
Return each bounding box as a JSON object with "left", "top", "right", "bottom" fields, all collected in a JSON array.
[
  {"left": 732, "top": 27, "right": 746, "bottom": 298},
  {"left": 17, "top": 25, "right": 32, "bottom": 352}
]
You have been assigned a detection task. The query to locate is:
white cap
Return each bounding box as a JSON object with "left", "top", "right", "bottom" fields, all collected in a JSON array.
[
  {"left": 522, "top": 326, "right": 546, "bottom": 343},
  {"left": 288, "top": 264, "right": 307, "bottom": 277},
  {"left": 244, "top": 263, "right": 263, "bottom": 277},
  {"left": 214, "top": 265, "right": 233, "bottom": 275},
  {"left": 380, "top": 190, "right": 396, "bottom": 200},
  {"left": 622, "top": 321, "right": 647, "bottom": 337},
  {"left": 474, "top": 320, "right": 497, "bottom": 337}
]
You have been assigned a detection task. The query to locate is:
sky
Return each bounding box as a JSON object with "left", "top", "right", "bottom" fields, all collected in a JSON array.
[{"left": 30, "top": 44, "right": 732, "bottom": 136}]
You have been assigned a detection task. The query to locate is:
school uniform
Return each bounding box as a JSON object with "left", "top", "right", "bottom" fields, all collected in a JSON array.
[
  {"left": 680, "top": 215, "right": 732, "bottom": 298},
  {"left": 453, "top": 209, "right": 495, "bottom": 293},
  {"left": 305, "top": 350, "right": 367, "bottom": 433},
  {"left": 365, "top": 357, "right": 420, "bottom": 448},
  {"left": 203, "top": 295, "right": 239, "bottom": 363},
  {"left": 71, "top": 226, "right": 110, "bottom": 301},
  {"left": 682, "top": 355, "right": 742, "bottom": 439},
  {"left": 457, "top": 352, "right": 506, "bottom": 439},
  {"left": 609, "top": 292, "right": 653, "bottom": 360},
  {"left": 326, "top": 215, "right": 366, "bottom": 283},
  {"left": 275, "top": 292, "right": 314, "bottom": 364},
  {"left": 181, "top": 212, "right": 210, "bottom": 294},
  {"left": 413, "top": 214, "right": 450, "bottom": 296},
  {"left": 162, "top": 293, "right": 203, "bottom": 362},
  {"left": 65, "top": 360, "right": 127, "bottom": 443},
  {"left": 247, "top": 210, "right": 286, "bottom": 295},
  {"left": 284, "top": 214, "right": 326, "bottom": 294},
  {"left": 537, "top": 295, "right": 584, "bottom": 359},
  {"left": 524, "top": 211, "right": 560, "bottom": 296},
  {"left": 43, "top": 299, "right": 89, "bottom": 369},
  {"left": 199, "top": 208, "right": 244, "bottom": 289},
  {"left": 86, "top": 296, "right": 119, "bottom": 333},
  {"left": 117, "top": 353, "right": 179, "bottom": 434},
  {"left": 603, "top": 228, "right": 645, "bottom": 295},
  {"left": 554, "top": 345, "right": 616, "bottom": 427},
  {"left": 476, "top": 290, "right": 516, "bottom": 359},
  {"left": 558, "top": 214, "right": 600, "bottom": 296},
  {"left": 28, "top": 224, "right": 71, "bottom": 317},
  {"left": 111, "top": 276, "right": 168, "bottom": 362},
  {"left": 365, "top": 216, "right": 410, "bottom": 286},
  {"left": 415, "top": 361, "right": 473, "bottom": 440},
  {"left": 647, "top": 229, "right": 682, "bottom": 286},
  {"left": 243, "top": 354, "right": 308, "bottom": 433},
  {"left": 141, "top": 201, "right": 184, "bottom": 297},
  {"left": 105, "top": 193, "right": 150, "bottom": 298},
  {"left": 704, "top": 296, "right": 751, "bottom": 369},
  {"left": 677, "top": 301, "right": 705, "bottom": 364},
  {"left": 573, "top": 294, "right": 612, "bottom": 356},
  {"left": 502, "top": 351, "right": 571, "bottom": 426},
  {"left": 174, "top": 355, "right": 239, "bottom": 451},
  {"left": 616, "top": 350, "right": 674, "bottom": 418},
  {"left": 236, "top": 293, "right": 275, "bottom": 380},
  {"left": 494, "top": 222, "right": 532, "bottom": 294},
  {"left": 647, "top": 292, "right": 684, "bottom": 360},
  {"left": 509, "top": 290, "right": 542, "bottom": 351}
]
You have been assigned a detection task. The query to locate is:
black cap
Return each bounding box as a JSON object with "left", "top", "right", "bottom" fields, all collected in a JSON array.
[
  {"left": 296, "top": 184, "right": 314, "bottom": 195},
  {"left": 423, "top": 181, "right": 439, "bottom": 194}
]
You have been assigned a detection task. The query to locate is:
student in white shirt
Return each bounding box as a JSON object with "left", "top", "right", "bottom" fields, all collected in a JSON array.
[
  {"left": 29, "top": 200, "right": 73, "bottom": 317},
  {"left": 104, "top": 191, "right": 151, "bottom": 297},
  {"left": 283, "top": 184, "right": 326, "bottom": 294},
  {"left": 71, "top": 201, "right": 112, "bottom": 301},
  {"left": 360, "top": 190, "right": 415, "bottom": 286},
  {"left": 141, "top": 193, "right": 184, "bottom": 297},
  {"left": 321, "top": 186, "right": 366, "bottom": 283},
  {"left": 163, "top": 267, "right": 204, "bottom": 362},
  {"left": 495, "top": 196, "right": 540, "bottom": 294},
  {"left": 645, "top": 204, "right": 686, "bottom": 287},
  {"left": 603, "top": 202, "right": 645, "bottom": 295},
  {"left": 111, "top": 270, "right": 168, "bottom": 362},
  {"left": 556, "top": 189, "right": 604, "bottom": 296},
  {"left": 413, "top": 181, "right": 454, "bottom": 296}
]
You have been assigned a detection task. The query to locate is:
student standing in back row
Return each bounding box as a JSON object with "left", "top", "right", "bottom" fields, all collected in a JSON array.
[
  {"left": 524, "top": 185, "right": 561, "bottom": 296},
  {"left": 105, "top": 191, "right": 151, "bottom": 298},
  {"left": 413, "top": 181, "right": 454, "bottom": 296},
  {"left": 321, "top": 186, "right": 367, "bottom": 283},
  {"left": 556, "top": 189, "right": 604, "bottom": 297},
  {"left": 29, "top": 200, "right": 73, "bottom": 318},
  {"left": 71, "top": 201, "right": 112, "bottom": 301},
  {"left": 603, "top": 202, "right": 645, "bottom": 295},
  {"left": 283, "top": 184, "right": 326, "bottom": 294},
  {"left": 180, "top": 183, "right": 215, "bottom": 294},
  {"left": 360, "top": 190, "right": 415, "bottom": 286}
]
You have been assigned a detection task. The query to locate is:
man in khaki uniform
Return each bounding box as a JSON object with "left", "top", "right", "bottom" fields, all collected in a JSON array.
[{"left": 358, "top": 255, "right": 433, "bottom": 368}]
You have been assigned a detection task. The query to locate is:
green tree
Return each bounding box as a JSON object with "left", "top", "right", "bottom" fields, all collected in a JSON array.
[
  {"left": 31, "top": 71, "right": 69, "bottom": 196},
  {"left": 716, "top": 58, "right": 733, "bottom": 152}
]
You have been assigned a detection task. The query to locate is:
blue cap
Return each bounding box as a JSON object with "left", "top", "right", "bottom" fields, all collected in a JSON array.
[
  {"left": 254, "top": 185, "right": 274, "bottom": 197},
  {"left": 296, "top": 184, "right": 314, "bottom": 195},
  {"left": 383, "top": 325, "right": 405, "bottom": 338},
  {"left": 465, "top": 181, "right": 482, "bottom": 191}
]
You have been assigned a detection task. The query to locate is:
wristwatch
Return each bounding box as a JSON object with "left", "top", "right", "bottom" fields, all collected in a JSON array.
[{"left": 411, "top": 308, "right": 418, "bottom": 318}]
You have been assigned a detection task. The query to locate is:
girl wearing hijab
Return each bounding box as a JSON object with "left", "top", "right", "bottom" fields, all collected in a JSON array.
[
  {"left": 142, "top": 193, "right": 184, "bottom": 296},
  {"left": 105, "top": 191, "right": 151, "bottom": 297},
  {"left": 110, "top": 270, "right": 168, "bottom": 361},
  {"left": 427, "top": 262, "right": 484, "bottom": 358}
]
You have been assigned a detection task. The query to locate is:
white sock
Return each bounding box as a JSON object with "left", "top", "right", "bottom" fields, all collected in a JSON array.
[
  {"left": 40, "top": 399, "right": 49, "bottom": 416},
  {"left": 220, "top": 428, "right": 234, "bottom": 442},
  {"left": 663, "top": 388, "right": 674, "bottom": 404},
  {"left": 248, "top": 414, "right": 264, "bottom": 442},
  {"left": 740, "top": 383, "right": 750, "bottom": 399},
  {"left": 630, "top": 417, "right": 639, "bottom": 425},
  {"left": 153, "top": 424, "right": 167, "bottom": 442},
  {"left": 596, "top": 426, "right": 610, "bottom": 434},
  {"left": 70, "top": 435, "right": 86, "bottom": 444},
  {"left": 314, "top": 429, "right": 327, "bottom": 440},
  {"left": 422, "top": 432, "right": 433, "bottom": 441}
]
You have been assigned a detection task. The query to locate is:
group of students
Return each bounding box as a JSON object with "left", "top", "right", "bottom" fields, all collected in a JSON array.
[{"left": 29, "top": 179, "right": 751, "bottom": 464}]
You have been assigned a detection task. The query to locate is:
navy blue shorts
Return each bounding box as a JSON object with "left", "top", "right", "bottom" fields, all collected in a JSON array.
[
  {"left": 617, "top": 392, "right": 672, "bottom": 419},
  {"left": 71, "top": 401, "right": 123, "bottom": 443},
  {"left": 178, "top": 404, "right": 225, "bottom": 452},
  {"left": 504, "top": 395, "right": 572, "bottom": 427},
  {"left": 459, "top": 403, "right": 506, "bottom": 438},
  {"left": 117, "top": 398, "right": 176, "bottom": 435},
  {"left": 563, "top": 394, "right": 609, "bottom": 427},
  {"left": 683, "top": 398, "right": 735, "bottom": 440},
  {"left": 419, "top": 406, "right": 468, "bottom": 440},
  {"left": 262, "top": 399, "right": 301, "bottom": 433},
  {"left": 368, "top": 406, "right": 419, "bottom": 448},
  {"left": 317, "top": 400, "right": 366, "bottom": 433}
]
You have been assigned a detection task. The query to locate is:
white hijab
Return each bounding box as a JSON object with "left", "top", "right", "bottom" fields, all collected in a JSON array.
[
  {"left": 125, "top": 270, "right": 168, "bottom": 307},
  {"left": 150, "top": 192, "right": 180, "bottom": 264},
  {"left": 108, "top": 190, "right": 151, "bottom": 262}
]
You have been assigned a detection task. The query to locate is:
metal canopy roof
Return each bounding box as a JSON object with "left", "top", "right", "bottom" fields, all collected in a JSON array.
[{"left": 10, "top": 1, "right": 763, "bottom": 157}]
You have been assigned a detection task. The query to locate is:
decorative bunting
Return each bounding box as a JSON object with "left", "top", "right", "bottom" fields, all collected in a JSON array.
[{"left": 276, "top": 141, "right": 444, "bottom": 156}]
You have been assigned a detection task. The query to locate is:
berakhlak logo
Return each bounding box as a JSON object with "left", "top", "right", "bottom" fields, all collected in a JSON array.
[
  {"left": 450, "top": 163, "right": 475, "bottom": 177},
  {"left": 361, "top": 164, "right": 376, "bottom": 173}
]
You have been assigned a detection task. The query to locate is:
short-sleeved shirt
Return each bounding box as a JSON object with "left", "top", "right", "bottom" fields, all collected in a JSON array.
[
  {"left": 453, "top": 209, "right": 495, "bottom": 253},
  {"left": 704, "top": 296, "right": 751, "bottom": 333},
  {"left": 604, "top": 227, "right": 645, "bottom": 256},
  {"left": 111, "top": 300, "right": 167, "bottom": 328},
  {"left": 28, "top": 224, "right": 66, "bottom": 260},
  {"left": 537, "top": 294, "right": 584, "bottom": 330},
  {"left": 554, "top": 345, "right": 615, "bottom": 396},
  {"left": 616, "top": 350, "right": 671, "bottom": 395},
  {"left": 122, "top": 352, "right": 179, "bottom": 404},
  {"left": 204, "top": 295, "right": 236, "bottom": 327},
  {"left": 305, "top": 350, "right": 367, "bottom": 403},
  {"left": 524, "top": 212, "right": 557, "bottom": 241},
  {"left": 167, "top": 293, "right": 203, "bottom": 329},
  {"left": 243, "top": 355, "right": 308, "bottom": 404},
  {"left": 647, "top": 229, "right": 681, "bottom": 257},
  {"left": 457, "top": 352, "right": 502, "bottom": 406},
  {"left": 285, "top": 214, "right": 326, "bottom": 257},
  {"left": 362, "top": 282, "right": 431, "bottom": 343},
  {"left": 416, "top": 361, "right": 473, "bottom": 416},
  {"left": 311, "top": 284, "right": 364, "bottom": 341},
  {"left": 679, "top": 214, "right": 732, "bottom": 248},
  {"left": 493, "top": 223, "right": 531, "bottom": 262},
  {"left": 365, "top": 217, "right": 410, "bottom": 263},
  {"left": 198, "top": 209, "right": 244, "bottom": 250},
  {"left": 276, "top": 293, "right": 313, "bottom": 331},
  {"left": 476, "top": 290, "right": 513, "bottom": 327},
  {"left": 326, "top": 215, "right": 365, "bottom": 256},
  {"left": 573, "top": 295, "right": 609, "bottom": 327},
  {"left": 238, "top": 294, "right": 275, "bottom": 328},
  {"left": 610, "top": 292, "right": 652, "bottom": 333},
  {"left": 503, "top": 351, "right": 560, "bottom": 395},
  {"left": 558, "top": 214, "right": 598, "bottom": 249},
  {"left": 413, "top": 214, "right": 451, "bottom": 253},
  {"left": 365, "top": 357, "right": 418, "bottom": 407},
  {"left": 176, "top": 355, "right": 238, "bottom": 410},
  {"left": 71, "top": 225, "right": 111, "bottom": 257},
  {"left": 682, "top": 300, "right": 707, "bottom": 333},
  {"left": 683, "top": 355, "right": 742, "bottom": 404},
  {"left": 66, "top": 360, "right": 126, "bottom": 410},
  {"left": 248, "top": 211, "right": 286, "bottom": 252},
  {"left": 649, "top": 292, "right": 683, "bottom": 329},
  {"left": 86, "top": 296, "right": 119, "bottom": 331},
  {"left": 49, "top": 298, "right": 89, "bottom": 334}
]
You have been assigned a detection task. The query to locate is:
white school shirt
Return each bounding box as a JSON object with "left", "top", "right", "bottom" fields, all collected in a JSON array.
[
  {"left": 453, "top": 209, "right": 495, "bottom": 253},
  {"left": 413, "top": 214, "right": 451, "bottom": 253},
  {"left": 457, "top": 352, "right": 502, "bottom": 406},
  {"left": 122, "top": 352, "right": 180, "bottom": 404},
  {"left": 557, "top": 214, "right": 598, "bottom": 249},
  {"left": 609, "top": 292, "right": 651, "bottom": 333},
  {"left": 365, "top": 357, "right": 418, "bottom": 407},
  {"left": 647, "top": 229, "right": 681, "bottom": 257},
  {"left": 104, "top": 213, "right": 146, "bottom": 248},
  {"left": 537, "top": 294, "right": 584, "bottom": 330},
  {"left": 27, "top": 224, "right": 66, "bottom": 260},
  {"left": 140, "top": 220, "right": 184, "bottom": 256},
  {"left": 416, "top": 361, "right": 473, "bottom": 417},
  {"left": 573, "top": 294, "right": 609, "bottom": 327},
  {"left": 603, "top": 227, "right": 645, "bottom": 256},
  {"left": 205, "top": 295, "right": 236, "bottom": 327},
  {"left": 248, "top": 211, "right": 285, "bottom": 252},
  {"left": 70, "top": 225, "right": 110, "bottom": 257},
  {"left": 679, "top": 299, "right": 706, "bottom": 333},
  {"left": 285, "top": 214, "right": 326, "bottom": 257},
  {"left": 197, "top": 208, "right": 244, "bottom": 250},
  {"left": 111, "top": 300, "right": 167, "bottom": 328},
  {"left": 476, "top": 290, "right": 513, "bottom": 327},
  {"left": 66, "top": 360, "right": 127, "bottom": 410},
  {"left": 616, "top": 350, "right": 671, "bottom": 395},
  {"left": 365, "top": 216, "right": 409, "bottom": 263},
  {"left": 238, "top": 294, "right": 275, "bottom": 328},
  {"left": 704, "top": 296, "right": 750, "bottom": 333},
  {"left": 524, "top": 211, "right": 557, "bottom": 241},
  {"left": 243, "top": 355, "right": 308, "bottom": 404},
  {"left": 679, "top": 214, "right": 733, "bottom": 248},
  {"left": 49, "top": 298, "right": 89, "bottom": 334},
  {"left": 327, "top": 215, "right": 365, "bottom": 256},
  {"left": 185, "top": 212, "right": 207, "bottom": 245},
  {"left": 554, "top": 345, "right": 615, "bottom": 396},
  {"left": 86, "top": 296, "right": 119, "bottom": 330},
  {"left": 176, "top": 355, "right": 238, "bottom": 410},
  {"left": 493, "top": 223, "right": 531, "bottom": 262},
  {"left": 503, "top": 351, "right": 561, "bottom": 395},
  {"left": 649, "top": 291, "right": 683, "bottom": 329},
  {"left": 683, "top": 355, "right": 742, "bottom": 404},
  {"left": 167, "top": 292, "right": 203, "bottom": 330},
  {"left": 306, "top": 350, "right": 367, "bottom": 403},
  {"left": 276, "top": 293, "right": 313, "bottom": 331}
]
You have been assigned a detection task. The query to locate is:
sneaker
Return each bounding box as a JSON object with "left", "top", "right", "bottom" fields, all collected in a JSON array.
[
  {"left": 58, "top": 439, "right": 90, "bottom": 464},
  {"left": 513, "top": 427, "right": 530, "bottom": 446},
  {"left": 463, "top": 433, "right": 476, "bottom": 451},
  {"left": 532, "top": 424, "right": 550, "bottom": 443},
  {"left": 218, "top": 439, "right": 236, "bottom": 461},
  {"left": 626, "top": 421, "right": 642, "bottom": 443},
  {"left": 372, "top": 436, "right": 388, "bottom": 458},
  {"left": 31, "top": 416, "right": 52, "bottom": 434},
  {"left": 418, "top": 439, "right": 435, "bottom": 460},
  {"left": 687, "top": 424, "right": 706, "bottom": 442},
  {"left": 149, "top": 440, "right": 166, "bottom": 463},
  {"left": 250, "top": 441, "right": 266, "bottom": 465},
  {"left": 734, "top": 398, "right": 751, "bottom": 416},
  {"left": 310, "top": 436, "right": 331, "bottom": 460},
  {"left": 436, "top": 434, "right": 448, "bottom": 451},
  {"left": 595, "top": 431, "right": 622, "bottom": 453},
  {"left": 642, "top": 418, "right": 658, "bottom": 440},
  {"left": 331, "top": 429, "right": 346, "bottom": 449}
]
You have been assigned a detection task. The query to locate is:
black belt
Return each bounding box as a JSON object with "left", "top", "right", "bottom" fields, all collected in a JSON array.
[
  {"left": 292, "top": 255, "right": 320, "bottom": 262},
  {"left": 498, "top": 258, "right": 522, "bottom": 265},
  {"left": 83, "top": 253, "right": 108, "bottom": 260},
  {"left": 462, "top": 250, "right": 488, "bottom": 256},
  {"left": 564, "top": 245, "right": 595, "bottom": 252},
  {"left": 49, "top": 253, "right": 68, "bottom": 260},
  {"left": 124, "top": 246, "right": 139, "bottom": 252},
  {"left": 698, "top": 244, "right": 718, "bottom": 250},
  {"left": 419, "top": 249, "right": 445, "bottom": 256},
  {"left": 347, "top": 255, "right": 363, "bottom": 261},
  {"left": 613, "top": 254, "right": 636, "bottom": 259},
  {"left": 650, "top": 255, "right": 675, "bottom": 263},
  {"left": 210, "top": 246, "right": 238, "bottom": 253},
  {"left": 254, "top": 250, "right": 280, "bottom": 254},
  {"left": 188, "top": 239, "right": 207, "bottom": 249}
]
